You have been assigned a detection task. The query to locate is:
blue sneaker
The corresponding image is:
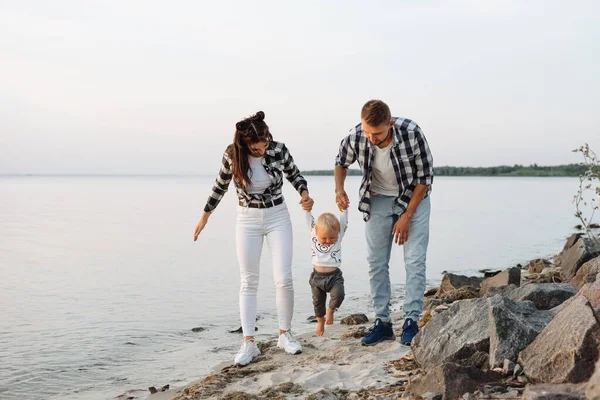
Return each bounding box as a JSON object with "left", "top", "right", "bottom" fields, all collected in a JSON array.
[
  {"left": 360, "top": 318, "right": 396, "bottom": 346},
  {"left": 400, "top": 318, "right": 419, "bottom": 345}
]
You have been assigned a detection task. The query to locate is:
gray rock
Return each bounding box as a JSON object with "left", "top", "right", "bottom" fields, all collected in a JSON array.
[
  {"left": 228, "top": 326, "right": 258, "bottom": 333},
  {"left": 507, "top": 283, "right": 577, "bottom": 310},
  {"left": 488, "top": 295, "right": 553, "bottom": 368},
  {"left": 523, "top": 383, "right": 586, "bottom": 400},
  {"left": 482, "top": 284, "right": 518, "bottom": 299},
  {"left": 340, "top": 314, "right": 368, "bottom": 325},
  {"left": 413, "top": 298, "right": 490, "bottom": 370},
  {"left": 586, "top": 358, "right": 600, "bottom": 400},
  {"left": 406, "top": 362, "right": 501, "bottom": 400},
  {"left": 518, "top": 295, "right": 600, "bottom": 383},
  {"left": 307, "top": 315, "right": 318, "bottom": 323},
  {"left": 559, "top": 237, "right": 598, "bottom": 280},
  {"left": 571, "top": 255, "right": 600, "bottom": 289},
  {"left": 503, "top": 359, "right": 515, "bottom": 375},
  {"left": 480, "top": 267, "right": 521, "bottom": 295},
  {"left": 425, "top": 298, "right": 446, "bottom": 311},
  {"left": 422, "top": 392, "right": 443, "bottom": 400},
  {"left": 480, "top": 269, "right": 502, "bottom": 278},
  {"left": 513, "top": 363, "right": 522, "bottom": 377},
  {"left": 191, "top": 327, "right": 206, "bottom": 333},
  {"left": 437, "top": 274, "right": 485, "bottom": 297},
  {"left": 495, "top": 389, "right": 520, "bottom": 399}
]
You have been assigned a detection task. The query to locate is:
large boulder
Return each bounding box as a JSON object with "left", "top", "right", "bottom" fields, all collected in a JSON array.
[
  {"left": 437, "top": 274, "right": 484, "bottom": 298},
  {"left": 523, "top": 383, "right": 587, "bottom": 400},
  {"left": 564, "top": 233, "right": 583, "bottom": 251},
  {"left": 481, "top": 284, "right": 518, "bottom": 298},
  {"left": 480, "top": 267, "right": 521, "bottom": 295},
  {"left": 518, "top": 295, "right": 600, "bottom": 383},
  {"left": 412, "top": 298, "right": 490, "bottom": 370},
  {"left": 559, "top": 237, "right": 598, "bottom": 280},
  {"left": 487, "top": 295, "right": 553, "bottom": 368},
  {"left": 551, "top": 277, "right": 600, "bottom": 316},
  {"left": 571, "top": 255, "right": 600, "bottom": 289},
  {"left": 507, "top": 283, "right": 577, "bottom": 310},
  {"left": 405, "top": 362, "right": 501, "bottom": 400}
]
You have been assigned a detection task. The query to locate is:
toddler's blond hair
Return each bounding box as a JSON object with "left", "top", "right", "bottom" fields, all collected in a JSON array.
[{"left": 316, "top": 213, "right": 341, "bottom": 234}]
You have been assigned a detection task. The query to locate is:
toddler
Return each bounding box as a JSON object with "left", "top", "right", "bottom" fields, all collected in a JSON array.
[{"left": 306, "top": 209, "right": 348, "bottom": 336}]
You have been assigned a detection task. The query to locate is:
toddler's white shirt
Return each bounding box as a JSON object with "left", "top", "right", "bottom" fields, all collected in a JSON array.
[{"left": 305, "top": 210, "right": 348, "bottom": 268}]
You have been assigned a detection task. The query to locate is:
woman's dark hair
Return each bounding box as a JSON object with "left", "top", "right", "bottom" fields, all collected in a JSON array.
[{"left": 230, "top": 111, "right": 273, "bottom": 186}]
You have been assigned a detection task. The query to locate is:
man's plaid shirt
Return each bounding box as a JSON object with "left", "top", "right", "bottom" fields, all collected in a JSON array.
[
  {"left": 335, "top": 117, "right": 434, "bottom": 221},
  {"left": 204, "top": 141, "right": 308, "bottom": 212}
]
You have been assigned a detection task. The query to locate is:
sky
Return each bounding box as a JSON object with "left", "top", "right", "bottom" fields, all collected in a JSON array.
[{"left": 1, "top": 0, "right": 599, "bottom": 175}]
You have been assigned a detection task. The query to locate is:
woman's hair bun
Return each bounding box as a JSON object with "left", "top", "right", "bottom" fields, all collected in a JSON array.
[
  {"left": 235, "top": 111, "right": 265, "bottom": 131},
  {"left": 236, "top": 120, "right": 250, "bottom": 131}
]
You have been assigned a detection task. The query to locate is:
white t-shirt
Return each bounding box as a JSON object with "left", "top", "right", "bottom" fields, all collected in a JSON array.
[
  {"left": 370, "top": 142, "right": 399, "bottom": 196},
  {"left": 305, "top": 210, "right": 348, "bottom": 268},
  {"left": 246, "top": 156, "right": 272, "bottom": 194}
]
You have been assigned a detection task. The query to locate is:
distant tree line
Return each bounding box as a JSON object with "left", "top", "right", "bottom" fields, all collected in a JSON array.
[{"left": 303, "top": 164, "right": 589, "bottom": 177}]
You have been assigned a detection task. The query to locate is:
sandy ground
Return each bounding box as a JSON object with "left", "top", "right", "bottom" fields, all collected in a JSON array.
[{"left": 121, "top": 313, "right": 412, "bottom": 400}]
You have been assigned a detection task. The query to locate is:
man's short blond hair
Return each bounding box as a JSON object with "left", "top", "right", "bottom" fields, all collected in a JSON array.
[{"left": 316, "top": 213, "right": 341, "bottom": 234}]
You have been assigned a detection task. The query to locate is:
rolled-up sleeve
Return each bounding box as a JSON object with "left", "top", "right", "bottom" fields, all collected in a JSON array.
[
  {"left": 204, "top": 153, "right": 233, "bottom": 212},
  {"left": 413, "top": 128, "right": 434, "bottom": 185},
  {"left": 335, "top": 135, "right": 357, "bottom": 168},
  {"left": 282, "top": 144, "right": 308, "bottom": 195}
]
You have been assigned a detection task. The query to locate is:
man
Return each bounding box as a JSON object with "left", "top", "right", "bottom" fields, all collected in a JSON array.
[{"left": 334, "top": 99, "right": 433, "bottom": 346}]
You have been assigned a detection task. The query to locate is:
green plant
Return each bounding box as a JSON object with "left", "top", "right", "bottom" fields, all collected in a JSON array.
[{"left": 573, "top": 143, "right": 600, "bottom": 249}]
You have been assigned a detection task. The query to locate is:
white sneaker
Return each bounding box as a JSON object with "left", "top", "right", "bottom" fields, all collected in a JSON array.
[
  {"left": 234, "top": 340, "right": 260, "bottom": 366},
  {"left": 277, "top": 331, "right": 302, "bottom": 355}
]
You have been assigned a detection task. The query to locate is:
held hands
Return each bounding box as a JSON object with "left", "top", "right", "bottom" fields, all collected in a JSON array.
[
  {"left": 335, "top": 189, "right": 350, "bottom": 212},
  {"left": 300, "top": 191, "right": 314, "bottom": 212},
  {"left": 193, "top": 212, "right": 210, "bottom": 241},
  {"left": 392, "top": 213, "right": 411, "bottom": 245}
]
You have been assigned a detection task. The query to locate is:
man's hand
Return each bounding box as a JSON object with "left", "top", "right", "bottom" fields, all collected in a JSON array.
[
  {"left": 300, "top": 190, "right": 314, "bottom": 211},
  {"left": 335, "top": 189, "right": 349, "bottom": 211},
  {"left": 392, "top": 213, "right": 411, "bottom": 245}
]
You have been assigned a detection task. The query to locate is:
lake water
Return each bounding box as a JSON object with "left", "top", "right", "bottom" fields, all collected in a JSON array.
[{"left": 0, "top": 175, "right": 582, "bottom": 399}]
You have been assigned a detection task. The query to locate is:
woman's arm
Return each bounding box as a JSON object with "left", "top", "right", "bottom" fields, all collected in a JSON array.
[
  {"left": 194, "top": 152, "right": 233, "bottom": 241},
  {"left": 281, "top": 143, "right": 308, "bottom": 195}
]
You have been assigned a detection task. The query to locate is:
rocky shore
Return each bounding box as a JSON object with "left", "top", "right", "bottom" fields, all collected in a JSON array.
[{"left": 116, "top": 232, "right": 600, "bottom": 400}]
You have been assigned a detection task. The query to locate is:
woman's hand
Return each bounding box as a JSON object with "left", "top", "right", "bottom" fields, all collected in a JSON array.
[
  {"left": 193, "top": 212, "right": 211, "bottom": 241},
  {"left": 299, "top": 190, "right": 314, "bottom": 212}
]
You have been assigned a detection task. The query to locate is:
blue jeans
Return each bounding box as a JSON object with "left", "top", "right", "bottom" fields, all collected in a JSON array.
[{"left": 365, "top": 194, "right": 430, "bottom": 323}]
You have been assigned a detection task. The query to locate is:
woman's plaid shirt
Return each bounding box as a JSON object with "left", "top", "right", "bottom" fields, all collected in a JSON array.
[
  {"left": 204, "top": 141, "right": 308, "bottom": 212},
  {"left": 335, "top": 117, "right": 434, "bottom": 221}
]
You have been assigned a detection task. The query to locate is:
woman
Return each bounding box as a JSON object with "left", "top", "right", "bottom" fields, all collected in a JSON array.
[{"left": 194, "top": 111, "right": 314, "bottom": 366}]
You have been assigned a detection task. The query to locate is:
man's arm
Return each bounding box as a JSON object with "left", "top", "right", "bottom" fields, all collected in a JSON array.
[
  {"left": 404, "top": 184, "right": 429, "bottom": 219},
  {"left": 334, "top": 166, "right": 350, "bottom": 211},
  {"left": 334, "top": 135, "right": 356, "bottom": 211}
]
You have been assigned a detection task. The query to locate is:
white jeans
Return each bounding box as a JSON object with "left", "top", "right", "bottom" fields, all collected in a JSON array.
[{"left": 236, "top": 203, "right": 294, "bottom": 336}]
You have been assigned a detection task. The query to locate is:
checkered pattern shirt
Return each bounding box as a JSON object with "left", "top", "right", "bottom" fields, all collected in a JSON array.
[
  {"left": 204, "top": 141, "right": 308, "bottom": 212},
  {"left": 335, "top": 117, "right": 434, "bottom": 221}
]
